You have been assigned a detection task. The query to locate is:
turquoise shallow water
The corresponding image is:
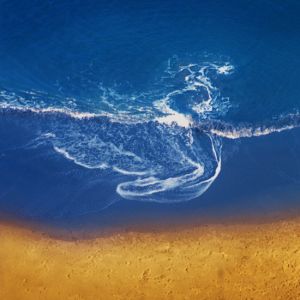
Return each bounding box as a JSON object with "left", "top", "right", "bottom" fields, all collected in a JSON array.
[{"left": 0, "top": 0, "right": 300, "bottom": 224}]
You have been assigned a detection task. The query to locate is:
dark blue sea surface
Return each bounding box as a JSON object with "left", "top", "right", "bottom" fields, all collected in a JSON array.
[{"left": 1, "top": 0, "right": 300, "bottom": 225}]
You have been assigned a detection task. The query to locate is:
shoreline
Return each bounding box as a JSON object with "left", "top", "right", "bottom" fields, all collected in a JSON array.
[
  {"left": 1, "top": 213, "right": 300, "bottom": 299},
  {"left": 1, "top": 205, "right": 300, "bottom": 240}
]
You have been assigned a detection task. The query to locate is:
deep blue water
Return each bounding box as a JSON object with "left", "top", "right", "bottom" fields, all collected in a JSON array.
[{"left": 1, "top": 0, "right": 300, "bottom": 225}]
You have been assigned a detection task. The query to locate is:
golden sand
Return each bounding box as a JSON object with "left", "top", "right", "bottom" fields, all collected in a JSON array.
[{"left": 1, "top": 219, "right": 300, "bottom": 300}]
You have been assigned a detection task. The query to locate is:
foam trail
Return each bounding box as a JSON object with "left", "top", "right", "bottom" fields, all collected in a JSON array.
[
  {"left": 2, "top": 103, "right": 299, "bottom": 140},
  {"left": 0, "top": 99, "right": 153, "bottom": 125},
  {"left": 0, "top": 103, "right": 101, "bottom": 119},
  {"left": 2, "top": 58, "right": 299, "bottom": 206},
  {"left": 154, "top": 62, "right": 232, "bottom": 128},
  {"left": 210, "top": 125, "right": 297, "bottom": 139},
  {"left": 116, "top": 134, "right": 221, "bottom": 203},
  {"left": 197, "top": 114, "right": 300, "bottom": 139},
  {"left": 112, "top": 167, "right": 150, "bottom": 176},
  {"left": 53, "top": 146, "right": 109, "bottom": 169}
]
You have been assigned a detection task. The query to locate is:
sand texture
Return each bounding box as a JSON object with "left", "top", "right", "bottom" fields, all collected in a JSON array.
[{"left": 1, "top": 219, "right": 300, "bottom": 300}]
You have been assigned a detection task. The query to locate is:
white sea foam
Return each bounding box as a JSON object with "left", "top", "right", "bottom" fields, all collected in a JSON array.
[
  {"left": 154, "top": 95, "right": 192, "bottom": 128},
  {"left": 215, "top": 64, "right": 234, "bottom": 75},
  {"left": 112, "top": 167, "right": 150, "bottom": 176},
  {"left": 116, "top": 134, "right": 221, "bottom": 202},
  {"left": 210, "top": 124, "right": 298, "bottom": 139},
  {"left": 116, "top": 165, "right": 205, "bottom": 201},
  {"left": 0, "top": 102, "right": 100, "bottom": 119},
  {"left": 54, "top": 146, "right": 148, "bottom": 175},
  {"left": 0, "top": 61, "right": 233, "bottom": 129},
  {"left": 2, "top": 58, "right": 298, "bottom": 205},
  {"left": 154, "top": 62, "right": 232, "bottom": 128},
  {"left": 53, "top": 146, "right": 109, "bottom": 169}
]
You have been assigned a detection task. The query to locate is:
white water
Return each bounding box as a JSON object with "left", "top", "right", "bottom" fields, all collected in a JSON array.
[{"left": 1, "top": 59, "right": 298, "bottom": 204}]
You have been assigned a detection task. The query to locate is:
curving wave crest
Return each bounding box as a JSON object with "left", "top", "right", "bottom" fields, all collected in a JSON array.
[{"left": 0, "top": 58, "right": 298, "bottom": 207}]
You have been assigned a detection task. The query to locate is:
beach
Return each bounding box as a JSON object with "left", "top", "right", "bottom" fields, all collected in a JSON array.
[
  {"left": 1, "top": 217, "right": 300, "bottom": 300},
  {"left": 1, "top": 1, "right": 300, "bottom": 299}
]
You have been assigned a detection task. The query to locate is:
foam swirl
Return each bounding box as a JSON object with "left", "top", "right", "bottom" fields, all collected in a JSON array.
[{"left": 1, "top": 58, "right": 297, "bottom": 207}]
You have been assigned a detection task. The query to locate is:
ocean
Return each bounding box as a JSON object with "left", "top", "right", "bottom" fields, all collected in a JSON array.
[{"left": 1, "top": 0, "right": 300, "bottom": 226}]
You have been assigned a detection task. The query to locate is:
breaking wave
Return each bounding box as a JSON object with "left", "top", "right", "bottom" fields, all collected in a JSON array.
[{"left": 0, "top": 58, "right": 298, "bottom": 207}]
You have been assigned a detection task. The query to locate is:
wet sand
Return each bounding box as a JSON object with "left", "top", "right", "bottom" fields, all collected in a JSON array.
[{"left": 1, "top": 218, "right": 300, "bottom": 300}]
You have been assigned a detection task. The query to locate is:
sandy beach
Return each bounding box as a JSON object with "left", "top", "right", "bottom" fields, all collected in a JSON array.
[{"left": 1, "top": 217, "right": 300, "bottom": 300}]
